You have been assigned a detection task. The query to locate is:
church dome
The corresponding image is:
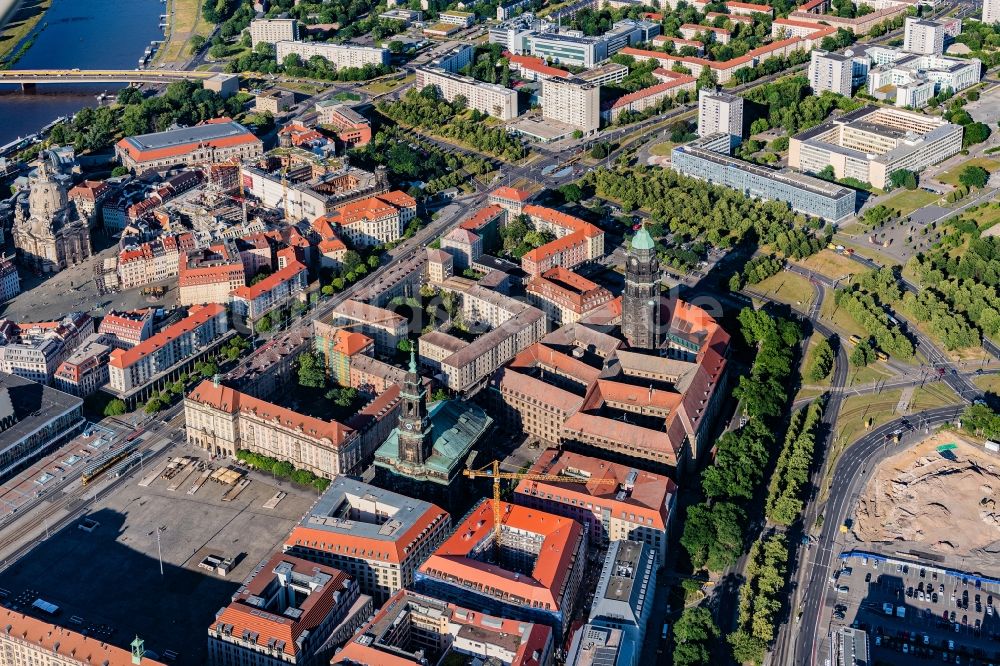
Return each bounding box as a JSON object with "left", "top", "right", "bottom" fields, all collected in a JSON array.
[{"left": 26, "top": 163, "right": 68, "bottom": 222}]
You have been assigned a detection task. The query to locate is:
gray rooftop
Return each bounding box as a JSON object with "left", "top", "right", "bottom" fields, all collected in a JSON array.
[
  {"left": 299, "top": 477, "right": 437, "bottom": 538},
  {"left": 589, "top": 540, "right": 656, "bottom": 627},
  {"left": 0, "top": 373, "right": 82, "bottom": 462},
  {"left": 123, "top": 120, "right": 253, "bottom": 152}
]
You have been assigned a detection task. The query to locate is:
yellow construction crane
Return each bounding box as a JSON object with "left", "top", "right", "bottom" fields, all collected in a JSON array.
[{"left": 463, "top": 459, "right": 618, "bottom": 547}]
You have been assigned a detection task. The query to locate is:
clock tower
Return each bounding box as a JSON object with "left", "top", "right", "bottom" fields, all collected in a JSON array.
[
  {"left": 397, "top": 345, "right": 432, "bottom": 465},
  {"left": 622, "top": 225, "right": 661, "bottom": 350}
]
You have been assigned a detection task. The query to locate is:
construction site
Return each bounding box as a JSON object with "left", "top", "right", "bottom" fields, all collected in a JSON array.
[
  {"left": 0, "top": 444, "right": 315, "bottom": 664},
  {"left": 853, "top": 431, "right": 1000, "bottom": 572}
]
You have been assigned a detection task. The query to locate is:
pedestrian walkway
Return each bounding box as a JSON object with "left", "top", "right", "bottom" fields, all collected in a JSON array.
[{"left": 897, "top": 385, "right": 914, "bottom": 413}]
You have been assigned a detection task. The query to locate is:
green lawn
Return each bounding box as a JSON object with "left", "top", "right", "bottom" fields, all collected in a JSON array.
[
  {"left": 910, "top": 383, "right": 962, "bottom": 409},
  {"left": 846, "top": 362, "right": 892, "bottom": 388},
  {"left": 754, "top": 272, "right": 816, "bottom": 308},
  {"left": 964, "top": 202, "right": 1000, "bottom": 230},
  {"left": 799, "top": 332, "right": 835, "bottom": 391},
  {"left": 818, "top": 293, "right": 867, "bottom": 340},
  {"left": 882, "top": 189, "right": 941, "bottom": 216},
  {"left": 793, "top": 249, "right": 860, "bottom": 281},
  {"left": 974, "top": 374, "right": 1000, "bottom": 394},
  {"left": 936, "top": 157, "right": 1000, "bottom": 186},
  {"left": 332, "top": 91, "right": 362, "bottom": 102},
  {"left": 361, "top": 74, "right": 413, "bottom": 95},
  {"left": 649, "top": 141, "right": 676, "bottom": 157}
]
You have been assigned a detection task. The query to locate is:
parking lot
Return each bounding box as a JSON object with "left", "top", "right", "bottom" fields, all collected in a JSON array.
[{"left": 830, "top": 552, "right": 1000, "bottom": 665}]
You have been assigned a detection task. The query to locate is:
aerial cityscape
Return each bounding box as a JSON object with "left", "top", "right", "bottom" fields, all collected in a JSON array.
[{"left": 0, "top": 0, "right": 999, "bottom": 664}]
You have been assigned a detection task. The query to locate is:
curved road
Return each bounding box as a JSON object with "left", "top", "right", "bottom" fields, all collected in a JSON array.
[{"left": 793, "top": 404, "right": 965, "bottom": 665}]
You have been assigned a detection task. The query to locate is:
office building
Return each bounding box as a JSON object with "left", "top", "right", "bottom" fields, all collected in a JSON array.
[
  {"left": 697, "top": 89, "right": 744, "bottom": 140},
  {"left": 789, "top": 105, "right": 964, "bottom": 189},
  {"left": 529, "top": 33, "right": 607, "bottom": 68},
  {"left": 579, "top": 62, "right": 629, "bottom": 85},
  {"left": 809, "top": 49, "right": 853, "bottom": 96},
  {"left": 208, "top": 552, "right": 369, "bottom": 666},
  {"left": 514, "top": 449, "right": 677, "bottom": 561},
  {"left": 541, "top": 77, "right": 600, "bottom": 133},
  {"left": 986, "top": 0, "right": 1000, "bottom": 24},
  {"left": 255, "top": 89, "right": 295, "bottom": 114},
  {"left": 283, "top": 477, "right": 451, "bottom": 604},
  {"left": 107, "top": 304, "right": 228, "bottom": 398},
  {"left": 0, "top": 372, "right": 84, "bottom": 481},
  {"left": 323, "top": 300, "right": 407, "bottom": 356},
  {"left": 673, "top": 134, "right": 857, "bottom": 222},
  {"left": 0, "top": 610, "right": 163, "bottom": 665},
  {"left": 441, "top": 227, "right": 482, "bottom": 270},
  {"left": 831, "top": 626, "right": 870, "bottom": 666},
  {"left": 178, "top": 241, "right": 247, "bottom": 307},
  {"left": 332, "top": 590, "right": 555, "bottom": 666},
  {"left": 867, "top": 52, "right": 981, "bottom": 108},
  {"left": 415, "top": 499, "right": 588, "bottom": 633},
  {"left": 185, "top": 378, "right": 363, "bottom": 477},
  {"left": 566, "top": 625, "right": 628, "bottom": 666},
  {"left": 415, "top": 67, "right": 519, "bottom": 121},
  {"left": 439, "top": 10, "right": 475, "bottom": 26},
  {"left": 249, "top": 18, "right": 299, "bottom": 46},
  {"left": 526, "top": 267, "right": 613, "bottom": 328},
  {"left": 586, "top": 540, "right": 657, "bottom": 660},
  {"left": 275, "top": 41, "right": 389, "bottom": 69},
  {"left": 115, "top": 119, "right": 263, "bottom": 171}
]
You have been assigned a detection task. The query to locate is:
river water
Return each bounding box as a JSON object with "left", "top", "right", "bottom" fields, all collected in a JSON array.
[{"left": 0, "top": 0, "right": 164, "bottom": 145}]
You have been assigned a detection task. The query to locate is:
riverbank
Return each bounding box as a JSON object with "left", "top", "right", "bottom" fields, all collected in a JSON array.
[
  {"left": 156, "top": 0, "right": 213, "bottom": 65},
  {"left": 0, "top": 0, "right": 51, "bottom": 66}
]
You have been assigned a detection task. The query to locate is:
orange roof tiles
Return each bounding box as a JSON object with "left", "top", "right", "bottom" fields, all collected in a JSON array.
[
  {"left": 0, "top": 610, "right": 165, "bottom": 665},
  {"left": 459, "top": 204, "right": 506, "bottom": 231},
  {"left": 728, "top": 0, "right": 773, "bottom": 9},
  {"left": 610, "top": 76, "right": 696, "bottom": 109},
  {"left": 419, "top": 500, "right": 584, "bottom": 611},
  {"left": 117, "top": 122, "right": 259, "bottom": 163},
  {"left": 108, "top": 304, "right": 224, "bottom": 370},
  {"left": 681, "top": 22, "right": 731, "bottom": 34},
  {"left": 231, "top": 260, "right": 306, "bottom": 301},
  {"left": 507, "top": 53, "right": 571, "bottom": 78},
  {"left": 213, "top": 552, "right": 350, "bottom": 658},
  {"left": 331, "top": 329, "right": 374, "bottom": 356},
  {"left": 515, "top": 448, "right": 678, "bottom": 531},
  {"left": 490, "top": 186, "right": 533, "bottom": 202}
]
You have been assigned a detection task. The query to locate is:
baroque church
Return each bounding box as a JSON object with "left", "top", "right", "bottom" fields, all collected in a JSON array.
[{"left": 12, "top": 162, "right": 92, "bottom": 274}]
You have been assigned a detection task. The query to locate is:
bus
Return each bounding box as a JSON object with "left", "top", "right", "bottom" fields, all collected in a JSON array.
[{"left": 849, "top": 335, "right": 862, "bottom": 345}]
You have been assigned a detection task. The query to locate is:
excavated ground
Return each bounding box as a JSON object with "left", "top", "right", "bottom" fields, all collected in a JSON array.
[{"left": 854, "top": 432, "right": 1000, "bottom": 557}]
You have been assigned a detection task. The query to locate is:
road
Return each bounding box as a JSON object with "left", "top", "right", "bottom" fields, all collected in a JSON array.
[{"left": 792, "top": 404, "right": 964, "bottom": 665}]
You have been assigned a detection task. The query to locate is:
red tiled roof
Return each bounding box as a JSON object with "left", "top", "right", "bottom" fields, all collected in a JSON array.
[
  {"left": 231, "top": 260, "right": 306, "bottom": 301},
  {"left": 727, "top": 0, "right": 773, "bottom": 10},
  {"left": 116, "top": 120, "right": 259, "bottom": 163},
  {"left": 459, "top": 204, "right": 505, "bottom": 231},
  {"left": 0, "top": 610, "right": 164, "bottom": 665},
  {"left": 108, "top": 304, "right": 224, "bottom": 370},
  {"left": 681, "top": 23, "right": 731, "bottom": 35},
  {"left": 332, "top": 329, "right": 374, "bottom": 356},
  {"left": 610, "top": 76, "right": 695, "bottom": 109},
  {"left": 187, "top": 378, "right": 354, "bottom": 445},
  {"left": 490, "top": 186, "right": 533, "bottom": 202},
  {"left": 506, "top": 53, "right": 571, "bottom": 78}
]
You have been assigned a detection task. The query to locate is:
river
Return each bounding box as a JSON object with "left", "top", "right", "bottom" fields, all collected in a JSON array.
[{"left": 0, "top": 0, "right": 164, "bottom": 145}]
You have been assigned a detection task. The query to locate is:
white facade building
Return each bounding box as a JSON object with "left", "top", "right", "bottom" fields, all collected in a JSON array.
[
  {"left": 249, "top": 18, "right": 299, "bottom": 46},
  {"left": 415, "top": 67, "right": 519, "bottom": 121},
  {"left": 904, "top": 17, "right": 946, "bottom": 55},
  {"left": 809, "top": 49, "right": 854, "bottom": 96},
  {"left": 697, "top": 89, "right": 744, "bottom": 138},
  {"left": 541, "top": 77, "right": 600, "bottom": 133},
  {"left": 275, "top": 41, "right": 389, "bottom": 69}
]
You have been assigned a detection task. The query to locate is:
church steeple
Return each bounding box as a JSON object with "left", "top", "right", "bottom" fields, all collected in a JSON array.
[
  {"left": 622, "top": 226, "right": 661, "bottom": 349},
  {"left": 398, "top": 343, "right": 432, "bottom": 464}
]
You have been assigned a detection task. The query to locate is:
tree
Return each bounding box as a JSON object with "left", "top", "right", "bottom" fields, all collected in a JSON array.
[
  {"left": 255, "top": 313, "right": 273, "bottom": 333},
  {"left": 889, "top": 169, "right": 917, "bottom": 190},
  {"left": 572, "top": 129, "right": 584, "bottom": 139},
  {"left": 590, "top": 142, "right": 611, "bottom": 159},
  {"left": 850, "top": 340, "right": 875, "bottom": 366},
  {"left": 959, "top": 165, "right": 990, "bottom": 189},
  {"left": 104, "top": 399, "right": 127, "bottom": 417},
  {"left": 397, "top": 338, "right": 413, "bottom": 353},
  {"left": 388, "top": 40, "right": 404, "bottom": 54},
  {"left": 297, "top": 352, "right": 325, "bottom": 388},
  {"left": 673, "top": 607, "right": 718, "bottom": 666},
  {"left": 559, "top": 183, "right": 583, "bottom": 203},
  {"left": 111, "top": 166, "right": 129, "bottom": 177},
  {"left": 964, "top": 122, "right": 991, "bottom": 148},
  {"left": 807, "top": 337, "right": 835, "bottom": 381}
]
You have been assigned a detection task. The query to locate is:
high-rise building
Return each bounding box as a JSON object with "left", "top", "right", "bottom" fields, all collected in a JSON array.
[
  {"left": 697, "top": 89, "right": 744, "bottom": 138},
  {"left": 984, "top": 0, "right": 1000, "bottom": 26},
  {"left": 808, "top": 50, "right": 853, "bottom": 96},
  {"left": 542, "top": 77, "right": 601, "bottom": 133},
  {"left": 622, "top": 226, "right": 660, "bottom": 350},
  {"left": 249, "top": 18, "right": 299, "bottom": 46},
  {"left": 904, "top": 17, "right": 946, "bottom": 55}
]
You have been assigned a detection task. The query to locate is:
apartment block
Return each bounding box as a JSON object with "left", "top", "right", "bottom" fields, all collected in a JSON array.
[
  {"left": 255, "top": 89, "right": 295, "bottom": 114},
  {"left": 441, "top": 227, "right": 482, "bottom": 270},
  {"left": 416, "top": 67, "right": 519, "bottom": 121},
  {"left": 789, "top": 105, "right": 964, "bottom": 189},
  {"left": 0, "top": 255, "right": 20, "bottom": 304},
  {"left": 415, "top": 499, "right": 587, "bottom": 633},
  {"left": 542, "top": 77, "right": 600, "bottom": 133},
  {"left": 605, "top": 72, "right": 696, "bottom": 122},
  {"left": 0, "top": 313, "right": 94, "bottom": 385},
  {"left": 903, "top": 16, "right": 947, "bottom": 55},
  {"left": 178, "top": 241, "right": 247, "bottom": 307},
  {"left": 697, "top": 88, "right": 744, "bottom": 138},
  {"left": 333, "top": 590, "right": 554, "bottom": 666},
  {"left": 283, "top": 477, "right": 451, "bottom": 604},
  {"left": 249, "top": 18, "right": 299, "bottom": 46},
  {"left": 116, "top": 232, "right": 197, "bottom": 290},
  {"left": 108, "top": 304, "right": 228, "bottom": 397},
  {"left": 673, "top": 134, "right": 856, "bottom": 222},
  {"left": 520, "top": 205, "right": 604, "bottom": 277},
  {"left": 513, "top": 448, "right": 677, "bottom": 562},
  {"left": 275, "top": 41, "right": 389, "bottom": 69},
  {"left": 324, "top": 299, "right": 408, "bottom": 356},
  {"left": 809, "top": 49, "right": 853, "bottom": 96},
  {"left": 231, "top": 260, "right": 308, "bottom": 321},
  {"left": 53, "top": 334, "right": 111, "bottom": 397},
  {"left": 207, "top": 552, "right": 368, "bottom": 666},
  {"left": 986, "top": 0, "right": 1000, "bottom": 24},
  {"left": 867, "top": 51, "right": 981, "bottom": 108},
  {"left": 185, "top": 379, "right": 363, "bottom": 476},
  {"left": 98, "top": 309, "right": 155, "bottom": 349}
]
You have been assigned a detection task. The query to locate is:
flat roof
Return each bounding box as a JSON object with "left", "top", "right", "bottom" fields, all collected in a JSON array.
[
  {"left": 122, "top": 120, "right": 253, "bottom": 152},
  {"left": 0, "top": 373, "right": 82, "bottom": 457}
]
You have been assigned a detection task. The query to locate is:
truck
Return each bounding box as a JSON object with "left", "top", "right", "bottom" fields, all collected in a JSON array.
[
  {"left": 883, "top": 602, "right": 894, "bottom": 615},
  {"left": 896, "top": 606, "right": 906, "bottom": 618}
]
